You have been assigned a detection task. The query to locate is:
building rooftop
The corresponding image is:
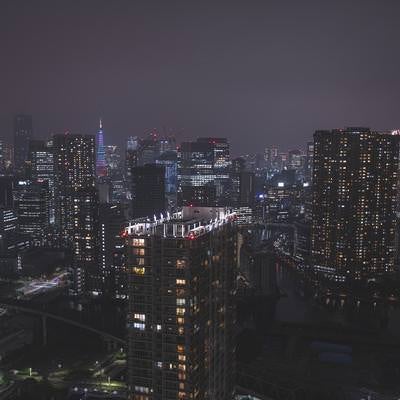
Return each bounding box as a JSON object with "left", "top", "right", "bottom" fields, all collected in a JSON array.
[{"left": 124, "top": 206, "right": 236, "bottom": 239}]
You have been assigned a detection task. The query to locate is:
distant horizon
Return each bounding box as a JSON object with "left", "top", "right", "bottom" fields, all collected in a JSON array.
[{"left": 4, "top": 114, "right": 400, "bottom": 156}]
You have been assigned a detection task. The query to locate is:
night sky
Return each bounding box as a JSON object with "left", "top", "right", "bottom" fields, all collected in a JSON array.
[{"left": 1, "top": 0, "right": 400, "bottom": 154}]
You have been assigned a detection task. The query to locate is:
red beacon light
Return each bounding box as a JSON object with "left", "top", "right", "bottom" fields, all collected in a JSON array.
[
  {"left": 187, "top": 232, "right": 196, "bottom": 240},
  {"left": 120, "top": 230, "right": 128, "bottom": 238}
]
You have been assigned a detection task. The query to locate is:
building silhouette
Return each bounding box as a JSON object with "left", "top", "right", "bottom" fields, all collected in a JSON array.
[{"left": 131, "top": 164, "right": 165, "bottom": 219}]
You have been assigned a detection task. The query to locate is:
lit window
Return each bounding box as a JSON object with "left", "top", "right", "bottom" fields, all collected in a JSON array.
[
  {"left": 133, "top": 267, "right": 145, "bottom": 275},
  {"left": 134, "top": 313, "right": 146, "bottom": 321},
  {"left": 133, "top": 322, "right": 145, "bottom": 330}
]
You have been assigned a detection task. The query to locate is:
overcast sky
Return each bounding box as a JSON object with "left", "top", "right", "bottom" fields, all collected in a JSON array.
[{"left": 1, "top": 0, "right": 400, "bottom": 154}]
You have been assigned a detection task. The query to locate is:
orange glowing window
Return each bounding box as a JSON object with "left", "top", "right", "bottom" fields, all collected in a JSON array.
[{"left": 133, "top": 267, "right": 145, "bottom": 275}]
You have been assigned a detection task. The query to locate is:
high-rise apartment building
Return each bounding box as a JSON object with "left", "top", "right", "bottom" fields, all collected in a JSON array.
[
  {"left": 72, "top": 187, "right": 100, "bottom": 295},
  {"left": 53, "top": 134, "right": 96, "bottom": 233},
  {"left": 311, "top": 127, "right": 400, "bottom": 281},
  {"left": 125, "top": 206, "right": 237, "bottom": 400},
  {"left": 53, "top": 134, "right": 99, "bottom": 294},
  {"left": 14, "top": 114, "right": 33, "bottom": 174}
]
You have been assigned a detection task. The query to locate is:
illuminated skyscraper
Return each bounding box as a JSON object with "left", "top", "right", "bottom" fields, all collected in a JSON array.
[
  {"left": 29, "top": 139, "right": 55, "bottom": 223},
  {"left": 178, "top": 138, "right": 231, "bottom": 206},
  {"left": 156, "top": 150, "right": 178, "bottom": 207},
  {"left": 311, "top": 127, "right": 400, "bottom": 282},
  {"left": 125, "top": 206, "right": 237, "bottom": 400},
  {"left": 53, "top": 133, "right": 99, "bottom": 295},
  {"left": 13, "top": 180, "right": 50, "bottom": 240},
  {"left": 96, "top": 119, "right": 107, "bottom": 178}
]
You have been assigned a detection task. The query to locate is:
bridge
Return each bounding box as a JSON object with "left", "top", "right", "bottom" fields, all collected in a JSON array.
[{"left": 0, "top": 299, "right": 125, "bottom": 347}]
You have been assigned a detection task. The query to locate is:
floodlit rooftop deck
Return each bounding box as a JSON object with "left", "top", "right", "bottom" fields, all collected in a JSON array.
[{"left": 124, "top": 207, "right": 236, "bottom": 239}]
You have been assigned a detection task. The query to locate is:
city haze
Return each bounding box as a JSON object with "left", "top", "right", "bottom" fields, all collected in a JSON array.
[{"left": 1, "top": 0, "right": 400, "bottom": 153}]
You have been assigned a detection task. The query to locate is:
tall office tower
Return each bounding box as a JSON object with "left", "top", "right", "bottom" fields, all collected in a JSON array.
[
  {"left": 96, "top": 119, "right": 107, "bottom": 178},
  {"left": 231, "top": 157, "right": 244, "bottom": 206},
  {"left": 178, "top": 138, "right": 230, "bottom": 207},
  {"left": 2, "top": 142, "right": 13, "bottom": 172},
  {"left": 0, "top": 208, "right": 18, "bottom": 235},
  {"left": 138, "top": 137, "right": 161, "bottom": 166},
  {"left": 99, "top": 203, "right": 127, "bottom": 298},
  {"left": 13, "top": 114, "right": 33, "bottom": 174},
  {"left": 238, "top": 171, "right": 255, "bottom": 206},
  {"left": 0, "top": 140, "right": 4, "bottom": 173},
  {"left": 311, "top": 127, "right": 400, "bottom": 282},
  {"left": 105, "top": 145, "right": 122, "bottom": 173},
  {"left": 156, "top": 151, "right": 178, "bottom": 207},
  {"left": 131, "top": 164, "right": 165, "bottom": 218},
  {"left": 0, "top": 207, "right": 30, "bottom": 274},
  {"left": 0, "top": 176, "right": 15, "bottom": 209},
  {"left": 53, "top": 134, "right": 98, "bottom": 294},
  {"left": 127, "top": 136, "right": 140, "bottom": 151},
  {"left": 288, "top": 149, "right": 303, "bottom": 170},
  {"left": 179, "top": 185, "right": 216, "bottom": 207},
  {"left": 125, "top": 206, "right": 237, "bottom": 400},
  {"left": 230, "top": 158, "right": 254, "bottom": 224},
  {"left": 13, "top": 180, "right": 50, "bottom": 239},
  {"left": 29, "top": 139, "right": 55, "bottom": 223},
  {"left": 126, "top": 137, "right": 140, "bottom": 201},
  {"left": 264, "top": 146, "right": 278, "bottom": 170},
  {"left": 159, "top": 136, "right": 176, "bottom": 155},
  {"left": 304, "top": 141, "right": 314, "bottom": 182},
  {"left": 105, "top": 145, "right": 126, "bottom": 203}
]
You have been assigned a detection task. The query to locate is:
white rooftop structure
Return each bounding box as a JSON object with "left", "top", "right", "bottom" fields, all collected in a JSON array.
[{"left": 124, "top": 206, "right": 236, "bottom": 239}]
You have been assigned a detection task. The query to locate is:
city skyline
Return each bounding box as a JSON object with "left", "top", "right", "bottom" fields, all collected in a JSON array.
[
  {"left": 2, "top": 0, "right": 400, "bottom": 153},
  {"left": 2, "top": 2, "right": 400, "bottom": 399}
]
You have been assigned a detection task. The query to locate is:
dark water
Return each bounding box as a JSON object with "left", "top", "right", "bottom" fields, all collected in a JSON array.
[{"left": 275, "top": 262, "right": 400, "bottom": 336}]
